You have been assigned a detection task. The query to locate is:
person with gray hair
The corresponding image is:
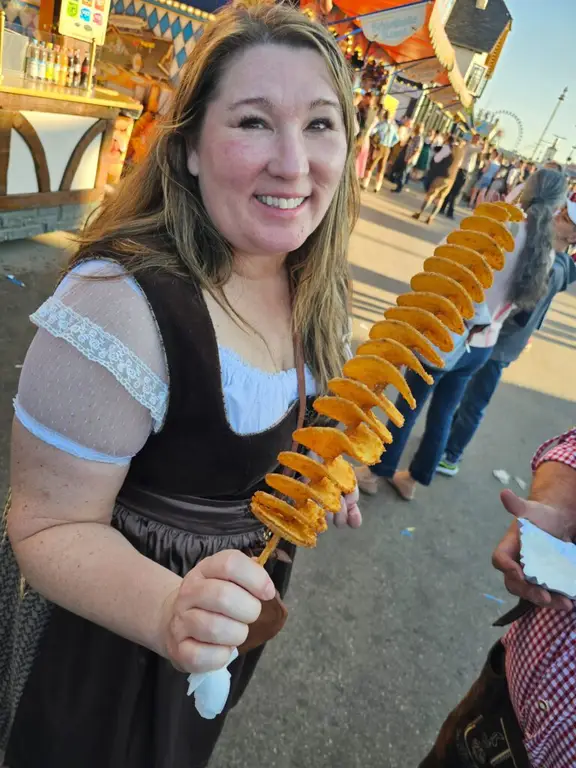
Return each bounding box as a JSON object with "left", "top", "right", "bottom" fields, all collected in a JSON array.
[
  {"left": 356, "top": 169, "right": 572, "bottom": 500},
  {"left": 438, "top": 171, "right": 576, "bottom": 476}
]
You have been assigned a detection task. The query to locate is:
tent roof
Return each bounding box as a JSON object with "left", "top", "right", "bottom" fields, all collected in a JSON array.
[{"left": 315, "top": 0, "right": 473, "bottom": 108}]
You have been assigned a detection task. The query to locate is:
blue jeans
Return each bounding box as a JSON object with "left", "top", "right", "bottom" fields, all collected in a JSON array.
[
  {"left": 444, "top": 358, "right": 509, "bottom": 463},
  {"left": 371, "top": 345, "right": 494, "bottom": 486}
]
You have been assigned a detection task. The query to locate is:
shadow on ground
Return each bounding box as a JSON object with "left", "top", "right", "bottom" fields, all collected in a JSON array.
[{"left": 1, "top": 231, "right": 574, "bottom": 768}]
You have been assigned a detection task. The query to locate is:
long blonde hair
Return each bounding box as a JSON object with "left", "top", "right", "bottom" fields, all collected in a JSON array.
[{"left": 72, "top": 3, "right": 359, "bottom": 390}]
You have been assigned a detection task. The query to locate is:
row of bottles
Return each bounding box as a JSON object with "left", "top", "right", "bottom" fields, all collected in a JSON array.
[{"left": 24, "top": 41, "right": 90, "bottom": 89}]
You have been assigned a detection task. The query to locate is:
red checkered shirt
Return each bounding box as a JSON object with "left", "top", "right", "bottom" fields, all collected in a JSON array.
[{"left": 502, "top": 428, "right": 576, "bottom": 767}]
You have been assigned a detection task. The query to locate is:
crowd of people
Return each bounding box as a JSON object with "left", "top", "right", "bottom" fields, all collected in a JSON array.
[
  {"left": 1, "top": 6, "right": 575, "bottom": 768},
  {"left": 354, "top": 89, "right": 566, "bottom": 223}
]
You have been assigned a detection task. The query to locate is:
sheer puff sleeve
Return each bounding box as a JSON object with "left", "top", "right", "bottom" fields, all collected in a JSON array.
[{"left": 14, "top": 260, "right": 169, "bottom": 465}]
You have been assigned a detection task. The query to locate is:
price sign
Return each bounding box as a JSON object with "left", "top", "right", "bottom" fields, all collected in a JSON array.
[{"left": 58, "top": 0, "right": 111, "bottom": 45}]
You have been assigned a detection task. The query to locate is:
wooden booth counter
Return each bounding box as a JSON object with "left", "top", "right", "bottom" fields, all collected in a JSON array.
[{"left": 0, "top": 73, "right": 141, "bottom": 241}]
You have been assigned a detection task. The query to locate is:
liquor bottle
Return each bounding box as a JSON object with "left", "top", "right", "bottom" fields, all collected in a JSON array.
[
  {"left": 72, "top": 49, "right": 81, "bottom": 88},
  {"left": 25, "top": 40, "right": 39, "bottom": 80},
  {"left": 53, "top": 45, "right": 61, "bottom": 84},
  {"left": 37, "top": 42, "right": 47, "bottom": 82},
  {"left": 80, "top": 53, "right": 90, "bottom": 88},
  {"left": 66, "top": 49, "right": 74, "bottom": 87},
  {"left": 59, "top": 47, "right": 68, "bottom": 86},
  {"left": 46, "top": 42, "right": 54, "bottom": 83}
]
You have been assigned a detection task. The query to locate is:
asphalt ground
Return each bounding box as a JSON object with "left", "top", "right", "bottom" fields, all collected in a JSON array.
[{"left": 1, "top": 185, "right": 574, "bottom": 767}]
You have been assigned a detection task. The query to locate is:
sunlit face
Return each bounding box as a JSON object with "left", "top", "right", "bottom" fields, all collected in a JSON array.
[
  {"left": 187, "top": 44, "right": 348, "bottom": 258},
  {"left": 554, "top": 206, "right": 576, "bottom": 247}
]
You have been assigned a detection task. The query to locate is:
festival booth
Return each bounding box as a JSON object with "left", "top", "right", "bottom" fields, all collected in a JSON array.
[
  {"left": 301, "top": 0, "right": 473, "bottom": 127},
  {"left": 0, "top": 0, "right": 214, "bottom": 239},
  {"left": 0, "top": 0, "right": 143, "bottom": 240}
]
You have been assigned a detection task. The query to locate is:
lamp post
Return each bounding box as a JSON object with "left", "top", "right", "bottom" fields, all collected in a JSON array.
[{"left": 531, "top": 86, "right": 568, "bottom": 162}]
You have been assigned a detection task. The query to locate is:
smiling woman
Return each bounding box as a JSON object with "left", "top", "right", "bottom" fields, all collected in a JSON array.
[{"left": 2, "top": 5, "right": 359, "bottom": 768}]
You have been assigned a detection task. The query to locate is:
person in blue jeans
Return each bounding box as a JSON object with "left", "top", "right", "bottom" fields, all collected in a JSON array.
[
  {"left": 367, "top": 345, "right": 494, "bottom": 498},
  {"left": 356, "top": 168, "right": 570, "bottom": 500},
  {"left": 438, "top": 211, "right": 576, "bottom": 477}
]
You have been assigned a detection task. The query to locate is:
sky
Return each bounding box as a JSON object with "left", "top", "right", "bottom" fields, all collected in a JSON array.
[{"left": 477, "top": 0, "right": 576, "bottom": 162}]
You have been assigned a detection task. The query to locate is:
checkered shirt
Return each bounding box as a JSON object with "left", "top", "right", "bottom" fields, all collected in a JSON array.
[{"left": 503, "top": 428, "right": 576, "bottom": 767}]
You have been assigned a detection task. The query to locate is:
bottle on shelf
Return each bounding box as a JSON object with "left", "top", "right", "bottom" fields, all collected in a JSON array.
[
  {"left": 37, "top": 41, "right": 47, "bottom": 82},
  {"left": 53, "top": 44, "right": 61, "bottom": 85},
  {"left": 59, "top": 46, "right": 68, "bottom": 87},
  {"left": 80, "top": 52, "right": 90, "bottom": 89},
  {"left": 66, "top": 49, "right": 74, "bottom": 87},
  {"left": 46, "top": 42, "right": 55, "bottom": 83},
  {"left": 72, "top": 49, "right": 81, "bottom": 88},
  {"left": 25, "top": 39, "right": 39, "bottom": 80}
]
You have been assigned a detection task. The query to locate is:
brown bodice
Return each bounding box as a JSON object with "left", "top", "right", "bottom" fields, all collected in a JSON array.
[{"left": 119, "top": 270, "right": 304, "bottom": 502}]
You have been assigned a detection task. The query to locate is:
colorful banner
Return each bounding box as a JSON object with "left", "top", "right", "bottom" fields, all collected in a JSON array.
[
  {"left": 360, "top": 2, "right": 428, "bottom": 47},
  {"left": 59, "top": 0, "right": 111, "bottom": 45}
]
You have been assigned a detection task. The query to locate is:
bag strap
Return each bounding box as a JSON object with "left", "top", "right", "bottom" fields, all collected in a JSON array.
[
  {"left": 290, "top": 332, "right": 306, "bottom": 453},
  {"left": 279, "top": 333, "right": 306, "bottom": 478}
]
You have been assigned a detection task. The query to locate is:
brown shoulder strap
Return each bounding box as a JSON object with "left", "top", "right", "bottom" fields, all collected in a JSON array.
[{"left": 293, "top": 332, "right": 306, "bottom": 434}]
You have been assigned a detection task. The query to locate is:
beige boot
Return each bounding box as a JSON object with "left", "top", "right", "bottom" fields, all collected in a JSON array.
[
  {"left": 354, "top": 465, "right": 379, "bottom": 496},
  {"left": 386, "top": 470, "right": 416, "bottom": 501}
]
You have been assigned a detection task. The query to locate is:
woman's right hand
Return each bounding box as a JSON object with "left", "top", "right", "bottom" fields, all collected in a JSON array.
[{"left": 159, "top": 550, "right": 276, "bottom": 674}]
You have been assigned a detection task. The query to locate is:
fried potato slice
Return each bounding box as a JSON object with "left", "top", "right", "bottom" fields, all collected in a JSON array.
[
  {"left": 278, "top": 451, "right": 328, "bottom": 482},
  {"left": 395, "top": 293, "right": 465, "bottom": 336},
  {"left": 252, "top": 491, "right": 311, "bottom": 528},
  {"left": 308, "top": 476, "right": 342, "bottom": 513},
  {"left": 369, "top": 319, "right": 444, "bottom": 369},
  {"left": 312, "top": 501, "right": 329, "bottom": 533},
  {"left": 313, "top": 395, "right": 369, "bottom": 429},
  {"left": 357, "top": 337, "right": 435, "bottom": 385},
  {"left": 383, "top": 306, "right": 454, "bottom": 353},
  {"left": 492, "top": 201, "right": 525, "bottom": 223},
  {"left": 323, "top": 455, "right": 357, "bottom": 494},
  {"left": 345, "top": 422, "right": 384, "bottom": 465},
  {"left": 313, "top": 394, "right": 392, "bottom": 446},
  {"left": 460, "top": 215, "right": 515, "bottom": 252},
  {"left": 434, "top": 244, "right": 493, "bottom": 289},
  {"left": 265, "top": 473, "right": 323, "bottom": 508},
  {"left": 364, "top": 410, "right": 393, "bottom": 444},
  {"left": 473, "top": 202, "right": 511, "bottom": 222},
  {"left": 446, "top": 229, "right": 504, "bottom": 271},
  {"left": 423, "top": 256, "right": 484, "bottom": 304},
  {"left": 410, "top": 271, "right": 474, "bottom": 320},
  {"left": 251, "top": 493, "right": 318, "bottom": 547},
  {"left": 293, "top": 426, "right": 355, "bottom": 462},
  {"left": 328, "top": 377, "right": 404, "bottom": 429},
  {"left": 343, "top": 355, "right": 416, "bottom": 408}
]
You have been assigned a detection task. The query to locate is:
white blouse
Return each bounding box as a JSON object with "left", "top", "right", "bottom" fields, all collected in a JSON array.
[{"left": 15, "top": 260, "right": 317, "bottom": 465}]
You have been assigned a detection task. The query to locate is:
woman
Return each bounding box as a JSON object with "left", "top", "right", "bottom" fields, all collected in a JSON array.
[
  {"left": 1, "top": 6, "right": 360, "bottom": 767},
  {"left": 412, "top": 128, "right": 436, "bottom": 181},
  {"left": 355, "top": 91, "right": 379, "bottom": 179},
  {"left": 356, "top": 169, "right": 566, "bottom": 500},
  {"left": 470, "top": 148, "right": 501, "bottom": 208},
  {"left": 392, "top": 122, "right": 423, "bottom": 193},
  {"left": 413, "top": 136, "right": 461, "bottom": 224},
  {"left": 361, "top": 109, "right": 399, "bottom": 193},
  {"left": 438, "top": 187, "right": 576, "bottom": 477}
]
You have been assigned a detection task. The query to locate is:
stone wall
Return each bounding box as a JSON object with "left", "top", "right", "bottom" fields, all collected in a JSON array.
[{"left": 0, "top": 203, "right": 98, "bottom": 242}]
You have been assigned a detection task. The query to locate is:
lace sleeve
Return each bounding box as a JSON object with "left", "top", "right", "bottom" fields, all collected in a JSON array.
[{"left": 15, "top": 261, "right": 169, "bottom": 464}]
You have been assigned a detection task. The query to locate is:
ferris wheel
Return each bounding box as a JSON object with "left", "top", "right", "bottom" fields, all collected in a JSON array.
[{"left": 489, "top": 110, "right": 525, "bottom": 152}]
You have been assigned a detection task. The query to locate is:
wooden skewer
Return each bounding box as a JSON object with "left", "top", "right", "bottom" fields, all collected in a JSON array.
[{"left": 257, "top": 533, "right": 281, "bottom": 566}]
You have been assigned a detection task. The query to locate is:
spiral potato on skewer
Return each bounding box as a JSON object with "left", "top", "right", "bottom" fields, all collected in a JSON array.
[{"left": 251, "top": 201, "right": 518, "bottom": 564}]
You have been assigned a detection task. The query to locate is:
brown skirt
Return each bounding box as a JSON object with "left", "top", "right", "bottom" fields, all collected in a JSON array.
[{"left": 3, "top": 489, "right": 295, "bottom": 768}]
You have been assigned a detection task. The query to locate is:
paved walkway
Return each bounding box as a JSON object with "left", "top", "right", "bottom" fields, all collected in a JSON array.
[{"left": 1, "top": 186, "right": 575, "bottom": 767}]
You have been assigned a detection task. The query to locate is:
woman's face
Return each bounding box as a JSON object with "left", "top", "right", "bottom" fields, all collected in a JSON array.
[
  {"left": 187, "top": 44, "right": 348, "bottom": 259},
  {"left": 554, "top": 206, "right": 576, "bottom": 247}
]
